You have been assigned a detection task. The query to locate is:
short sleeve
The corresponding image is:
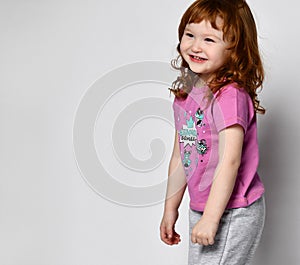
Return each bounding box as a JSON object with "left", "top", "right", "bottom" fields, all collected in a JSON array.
[{"left": 212, "top": 85, "right": 251, "bottom": 133}]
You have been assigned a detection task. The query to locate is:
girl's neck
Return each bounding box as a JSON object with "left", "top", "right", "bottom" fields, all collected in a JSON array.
[{"left": 195, "top": 77, "right": 209, "bottom": 88}]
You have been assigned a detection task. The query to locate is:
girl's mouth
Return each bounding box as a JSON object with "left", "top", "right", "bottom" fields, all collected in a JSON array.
[{"left": 190, "top": 55, "right": 207, "bottom": 63}]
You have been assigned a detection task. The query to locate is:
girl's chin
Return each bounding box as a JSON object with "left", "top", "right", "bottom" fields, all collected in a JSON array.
[{"left": 188, "top": 67, "right": 204, "bottom": 75}]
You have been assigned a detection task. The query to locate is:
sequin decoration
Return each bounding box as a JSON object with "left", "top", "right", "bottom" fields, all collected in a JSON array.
[
  {"left": 182, "top": 150, "right": 192, "bottom": 168},
  {"left": 196, "top": 139, "right": 208, "bottom": 155},
  {"left": 195, "top": 108, "right": 205, "bottom": 127}
]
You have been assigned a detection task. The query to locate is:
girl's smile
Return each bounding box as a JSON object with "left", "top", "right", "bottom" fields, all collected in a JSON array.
[
  {"left": 189, "top": 55, "right": 208, "bottom": 63},
  {"left": 180, "top": 19, "right": 230, "bottom": 82}
]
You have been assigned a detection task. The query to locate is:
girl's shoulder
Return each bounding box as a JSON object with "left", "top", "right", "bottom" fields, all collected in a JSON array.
[
  {"left": 213, "top": 83, "right": 254, "bottom": 113},
  {"left": 218, "top": 82, "right": 242, "bottom": 92},
  {"left": 215, "top": 82, "right": 250, "bottom": 100}
]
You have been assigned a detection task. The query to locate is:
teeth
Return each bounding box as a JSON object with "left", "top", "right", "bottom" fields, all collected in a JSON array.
[{"left": 193, "top": 55, "right": 205, "bottom": 60}]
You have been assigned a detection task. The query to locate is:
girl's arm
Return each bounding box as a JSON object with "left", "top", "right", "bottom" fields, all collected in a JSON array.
[
  {"left": 191, "top": 124, "right": 244, "bottom": 246},
  {"left": 160, "top": 130, "right": 187, "bottom": 245}
]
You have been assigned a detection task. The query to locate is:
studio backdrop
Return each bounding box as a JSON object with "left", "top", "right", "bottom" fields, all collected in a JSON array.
[{"left": 1, "top": 0, "right": 299, "bottom": 264}]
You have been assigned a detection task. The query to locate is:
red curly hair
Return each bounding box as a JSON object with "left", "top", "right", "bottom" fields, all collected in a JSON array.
[{"left": 170, "top": 0, "right": 265, "bottom": 114}]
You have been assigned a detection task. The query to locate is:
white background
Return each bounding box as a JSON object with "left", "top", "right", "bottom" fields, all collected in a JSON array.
[{"left": 1, "top": 0, "right": 300, "bottom": 264}]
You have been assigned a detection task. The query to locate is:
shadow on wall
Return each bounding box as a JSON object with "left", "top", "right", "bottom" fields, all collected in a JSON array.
[{"left": 254, "top": 94, "right": 296, "bottom": 265}]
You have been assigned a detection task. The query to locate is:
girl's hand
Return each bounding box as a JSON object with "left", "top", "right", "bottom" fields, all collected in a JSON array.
[
  {"left": 160, "top": 210, "right": 181, "bottom": 245},
  {"left": 191, "top": 216, "right": 219, "bottom": 246}
]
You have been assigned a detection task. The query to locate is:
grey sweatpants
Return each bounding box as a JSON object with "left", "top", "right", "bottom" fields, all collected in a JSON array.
[{"left": 188, "top": 196, "right": 265, "bottom": 265}]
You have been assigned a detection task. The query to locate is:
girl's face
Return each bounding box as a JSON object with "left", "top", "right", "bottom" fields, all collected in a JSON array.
[{"left": 180, "top": 18, "right": 230, "bottom": 82}]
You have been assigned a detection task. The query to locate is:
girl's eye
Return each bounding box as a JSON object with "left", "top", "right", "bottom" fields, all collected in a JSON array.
[
  {"left": 204, "top": 38, "right": 215, "bottom": 43},
  {"left": 185, "top": 33, "right": 194, "bottom": 38}
]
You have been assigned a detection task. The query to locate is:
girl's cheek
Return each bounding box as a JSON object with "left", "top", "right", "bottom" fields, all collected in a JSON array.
[
  {"left": 179, "top": 42, "right": 185, "bottom": 53},
  {"left": 180, "top": 40, "right": 189, "bottom": 51}
]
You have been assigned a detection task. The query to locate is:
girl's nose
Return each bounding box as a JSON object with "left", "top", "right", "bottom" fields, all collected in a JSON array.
[{"left": 191, "top": 40, "right": 202, "bottom": 53}]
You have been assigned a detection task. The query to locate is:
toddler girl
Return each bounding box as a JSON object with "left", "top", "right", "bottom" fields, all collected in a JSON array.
[{"left": 160, "top": 1, "right": 266, "bottom": 264}]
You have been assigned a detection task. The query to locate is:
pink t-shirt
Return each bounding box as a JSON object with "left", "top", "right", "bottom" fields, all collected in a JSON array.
[{"left": 173, "top": 83, "right": 265, "bottom": 211}]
